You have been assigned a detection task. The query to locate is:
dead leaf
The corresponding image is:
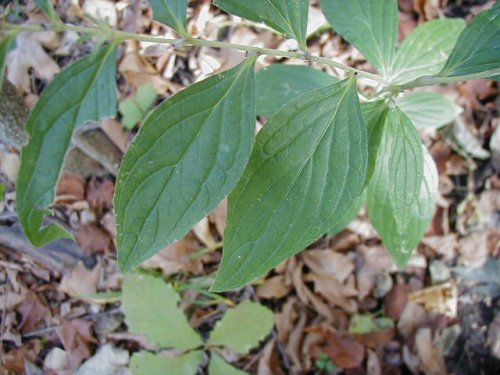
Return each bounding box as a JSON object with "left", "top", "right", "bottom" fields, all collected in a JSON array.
[
  {"left": 75, "top": 224, "right": 112, "bottom": 253},
  {"left": 276, "top": 297, "right": 298, "bottom": 342},
  {"left": 0, "top": 152, "right": 20, "bottom": 183},
  {"left": 322, "top": 329, "right": 365, "bottom": 369},
  {"left": 409, "top": 282, "right": 457, "bottom": 318},
  {"left": 17, "top": 292, "right": 51, "bottom": 334},
  {"left": 397, "top": 301, "right": 430, "bottom": 339},
  {"left": 58, "top": 319, "right": 96, "bottom": 369},
  {"left": 59, "top": 262, "right": 100, "bottom": 297},
  {"left": 366, "top": 349, "right": 382, "bottom": 375},
  {"left": 192, "top": 217, "right": 215, "bottom": 247},
  {"left": 458, "top": 231, "right": 490, "bottom": 267},
  {"left": 86, "top": 178, "right": 115, "bottom": 210},
  {"left": 2, "top": 340, "right": 40, "bottom": 374},
  {"left": 385, "top": 284, "right": 412, "bottom": 321},
  {"left": 357, "top": 245, "right": 397, "bottom": 300},
  {"left": 56, "top": 173, "right": 86, "bottom": 201},
  {"left": 286, "top": 311, "right": 307, "bottom": 371},
  {"left": 415, "top": 328, "right": 447, "bottom": 375},
  {"left": 100, "top": 118, "right": 129, "bottom": 153},
  {"left": 256, "top": 275, "right": 291, "bottom": 299},
  {"left": 257, "top": 338, "right": 284, "bottom": 375},
  {"left": 210, "top": 198, "right": 227, "bottom": 237},
  {"left": 75, "top": 344, "right": 131, "bottom": 375},
  {"left": 307, "top": 273, "right": 358, "bottom": 313},
  {"left": 44, "top": 347, "right": 71, "bottom": 375},
  {"left": 303, "top": 248, "right": 355, "bottom": 283}
]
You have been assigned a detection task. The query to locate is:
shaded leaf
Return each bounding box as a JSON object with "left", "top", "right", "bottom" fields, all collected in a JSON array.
[
  {"left": 397, "top": 92, "right": 462, "bottom": 129},
  {"left": 320, "top": 0, "right": 398, "bottom": 75},
  {"left": 121, "top": 273, "right": 202, "bottom": 350},
  {"left": 0, "top": 34, "right": 15, "bottom": 84},
  {"left": 209, "top": 300, "right": 274, "bottom": 354},
  {"left": 115, "top": 58, "right": 256, "bottom": 272},
  {"left": 390, "top": 19, "right": 466, "bottom": 84},
  {"left": 149, "top": 0, "right": 188, "bottom": 35},
  {"left": 214, "top": 0, "right": 309, "bottom": 49},
  {"left": 119, "top": 84, "right": 157, "bottom": 129},
  {"left": 129, "top": 350, "right": 201, "bottom": 375},
  {"left": 256, "top": 64, "right": 338, "bottom": 118},
  {"left": 17, "top": 44, "right": 117, "bottom": 247},
  {"left": 209, "top": 353, "right": 248, "bottom": 375},
  {"left": 212, "top": 78, "right": 367, "bottom": 291},
  {"left": 439, "top": 2, "right": 500, "bottom": 78},
  {"left": 327, "top": 191, "right": 365, "bottom": 236},
  {"left": 362, "top": 100, "right": 389, "bottom": 184}
]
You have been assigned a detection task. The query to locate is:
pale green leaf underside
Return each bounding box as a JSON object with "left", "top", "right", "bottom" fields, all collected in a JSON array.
[
  {"left": 214, "top": 0, "right": 309, "bottom": 49},
  {"left": 209, "top": 300, "right": 274, "bottom": 354},
  {"left": 149, "top": 0, "right": 188, "bottom": 34},
  {"left": 212, "top": 78, "right": 368, "bottom": 291},
  {"left": 256, "top": 64, "right": 338, "bottom": 118},
  {"left": 320, "top": 0, "right": 398, "bottom": 76},
  {"left": 439, "top": 2, "right": 500, "bottom": 78},
  {"left": 397, "top": 92, "right": 462, "bottom": 129},
  {"left": 17, "top": 44, "right": 117, "bottom": 247},
  {"left": 115, "top": 58, "right": 256, "bottom": 272},
  {"left": 209, "top": 353, "right": 248, "bottom": 375},
  {"left": 367, "top": 108, "right": 437, "bottom": 267},
  {"left": 0, "top": 34, "right": 15, "bottom": 84},
  {"left": 121, "top": 274, "right": 202, "bottom": 350},
  {"left": 129, "top": 350, "right": 201, "bottom": 375},
  {"left": 390, "top": 19, "right": 466, "bottom": 84}
]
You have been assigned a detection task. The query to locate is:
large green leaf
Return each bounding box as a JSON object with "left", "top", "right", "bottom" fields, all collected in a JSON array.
[
  {"left": 0, "top": 34, "right": 15, "bottom": 84},
  {"left": 121, "top": 274, "right": 202, "bottom": 350},
  {"left": 129, "top": 351, "right": 202, "bottom": 375},
  {"left": 256, "top": 64, "right": 338, "bottom": 118},
  {"left": 115, "top": 58, "right": 256, "bottom": 272},
  {"left": 17, "top": 44, "right": 117, "bottom": 247},
  {"left": 362, "top": 100, "right": 389, "bottom": 185},
  {"left": 319, "top": 0, "right": 398, "bottom": 76},
  {"left": 208, "top": 300, "right": 274, "bottom": 353},
  {"left": 214, "top": 0, "right": 309, "bottom": 49},
  {"left": 149, "top": 0, "right": 188, "bottom": 35},
  {"left": 390, "top": 19, "right": 466, "bottom": 84},
  {"left": 209, "top": 353, "right": 248, "bottom": 375},
  {"left": 212, "top": 77, "right": 368, "bottom": 291},
  {"left": 439, "top": 2, "right": 500, "bottom": 78},
  {"left": 367, "top": 108, "right": 438, "bottom": 267},
  {"left": 397, "top": 92, "right": 462, "bottom": 129},
  {"left": 327, "top": 191, "right": 365, "bottom": 236}
]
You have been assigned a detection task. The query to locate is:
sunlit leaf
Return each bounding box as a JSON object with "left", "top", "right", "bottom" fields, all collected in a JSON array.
[{"left": 129, "top": 350, "right": 202, "bottom": 375}]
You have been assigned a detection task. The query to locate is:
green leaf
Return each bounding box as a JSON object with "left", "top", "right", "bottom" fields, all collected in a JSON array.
[
  {"left": 367, "top": 109, "right": 438, "bottom": 267},
  {"left": 256, "top": 64, "right": 338, "bottom": 118},
  {"left": 439, "top": 2, "right": 500, "bottom": 78},
  {"left": 115, "top": 58, "right": 256, "bottom": 272},
  {"left": 129, "top": 351, "right": 202, "bottom": 375},
  {"left": 34, "top": 0, "right": 60, "bottom": 22},
  {"left": 327, "top": 191, "right": 365, "bottom": 236},
  {"left": 149, "top": 0, "right": 188, "bottom": 35},
  {"left": 319, "top": 0, "right": 398, "bottom": 76},
  {"left": 212, "top": 77, "right": 368, "bottom": 291},
  {"left": 397, "top": 92, "right": 462, "bottom": 129},
  {"left": 214, "top": 0, "right": 309, "bottom": 49},
  {"left": 17, "top": 44, "right": 117, "bottom": 247},
  {"left": 390, "top": 19, "right": 466, "bottom": 84},
  {"left": 0, "top": 34, "right": 15, "bottom": 84},
  {"left": 121, "top": 273, "right": 202, "bottom": 350},
  {"left": 119, "top": 84, "right": 157, "bottom": 129},
  {"left": 209, "top": 353, "right": 248, "bottom": 375},
  {"left": 208, "top": 300, "right": 274, "bottom": 353}
]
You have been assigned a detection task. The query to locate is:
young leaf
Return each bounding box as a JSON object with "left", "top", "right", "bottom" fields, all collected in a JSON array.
[
  {"left": 212, "top": 77, "right": 368, "bottom": 291},
  {"left": 319, "top": 0, "right": 398, "bottom": 76},
  {"left": 115, "top": 58, "right": 256, "bottom": 272},
  {"left": 149, "top": 0, "right": 188, "bottom": 35},
  {"left": 256, "top": 65, "right": 338, "bottom": 118},
  {"left": 121, "top": 274, "right": 202, "bottom": 350},
  {"left": 208, "top": 300, "right": 274, "bottom": 353},
  {"left": 214, "top": 0, "right": 309, "bottom": 49},
  {"left": 129, "top": 350, "right": 202, "bottom": 375},
  {"left": 17, "top": 44, "right": 117, "bottom": 247},
  {"left": 439, "top": 2, "right": 500, "bottom": 79},
  {"left": 367, "top": 109, "right": 438, "bottom": 267},
  {"left": 0, "top": 34, "right": 15, "bottom": 84},
  {"left": 209, "top": 353, "right": 248, "bottom": 375},
  {"left": 390, "top": 19, "right": 466, "bottom": 84},
  {"left": 397, "top": 92, "right": 462, "bottom": 129}
]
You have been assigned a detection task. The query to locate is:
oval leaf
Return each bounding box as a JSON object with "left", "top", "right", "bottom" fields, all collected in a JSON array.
[
  {"left": 129, "top": 350, "right": 202, "bottom": 375},
  {"left": 17, "top": 44, "right": 117, "bottom": 247},
  {"left": 214, "top": 0, "right": 309, "bottom": 49},
  {"left": 256, "top": 64, "right": 338, "bottom": 118},
  {"left": 208, "top": 300, "right": 274, "bottom": 353},
  {"left": 320, "top": 0, "right": 398, "bottom": 76},
  {"left": 149, "top": 0, "right": 188, "bottom": 35},
  {"left": 209, "top": 353, "right": 248, "bottom": 375},
  {"left": 397, "top": 92, "right": 462, "bottom": 129},
  {"left": 121, "top": 274, "right": 202, "bottom": 350},
  {"left": 439, "top": 2, "right": 500, "bottom": 78},
  {"left": 115, "top": 58, "right": 256, "bottom": 272},
  {"left": 212, "top": 77, "right": 368, "bottom": 291},
  {"left": 390, "top": 19, "right": 466, "bottom": 84}
]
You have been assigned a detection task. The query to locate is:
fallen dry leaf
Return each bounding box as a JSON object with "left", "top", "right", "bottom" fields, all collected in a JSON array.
[
  {"left": 256, "top": 275, "right": 291, "bottom": 299},
  {"left": 56, "top": 173, "right": 86, "bottom": 201},
  {"left": 385, "top": 284, "right": 412, "bottom": 321},
  {"left": 398, "top": 301, "right": 430, "bottom": 339},
  {"left": 58, "top": 319, "right": 97, "bottom": 369},
  {"left": 86, "top": 178, "right": 115, "bottom": 211},
  {"left": 75, "top": 344, "right": 131, "bottom": 375},
  {"left": 302, "top": 248, "right": 355, "bottom": 283},
  {"left": 75, "top": 224, "right": 112, "bottom": 253},
  {"left": 59, "top": 262, "right": 100, "bottom": 297},
  {"left": 322, "top": 329, "right": 365, "bottom": 369},
  {"left": 409, "top": 281, "right": 457, "bottom": 318},
  {"left": 415, "top": 328, "right": 447, "bottom": 375},
  {"left": 192, "top": 217, "right": 215, "bottom": 247},
  {"left": 16, "top": 292, "right": 51, "bottom": 334}
]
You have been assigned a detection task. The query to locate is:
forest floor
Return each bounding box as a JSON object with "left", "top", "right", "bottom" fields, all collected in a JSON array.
[{"left": 0, "top": 0, "right": 499, "bottom": 374}]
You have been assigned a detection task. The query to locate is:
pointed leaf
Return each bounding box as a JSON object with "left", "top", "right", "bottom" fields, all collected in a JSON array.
[
  {"left": 34, "top": 0, "right": 61, "bottom": 22},
  {"left": 256, "top": 64, "right": 338, "bottom": 118},
  {"left": 397, "top": 92, "right": 462, "bottom": 129},
  {"left": 209, "top": 300, "right": 274, "bottom": 353},
  {"left": 17, "top": 44, "right": 117, "bottom": 247},
  {"left": 0, "top": 34, "right": 15, "bottom": 85},
  {"left": 328, "top": 191, "right": 365, "bottom": 236},
  {"left": 439, "top": 2, "right": 500, "bottom": 78},
  {"left": 390, "top": 19, "right": 466, "bottom": 84},
  {"left": 115, "top": 58, "right": 256, "bottom": 272},
  {"left": 214, "top": 0, "right": 309, "bottom": 49},
  {"left": 362, "top": 100, "right": 389, "bottom": 185},
  {"left": 121, "top": 274, "right": 202, "bottom": 350},
  {"left": 129, "top": 351, "right": 202, "bottom": 375},
  {"left": 319, "top": 0, "right": 398, "bottom": 76},
  {"left": 149, "top": 0, "right": 188, "bottom": 35},
  {"left": 212, "top": 78, "right": 368, "bottom": 291},
  {"left": 209, "top": 353, "right": 248, "bottom": 375}
]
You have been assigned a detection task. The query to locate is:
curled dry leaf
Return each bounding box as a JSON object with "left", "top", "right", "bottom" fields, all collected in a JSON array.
[
  {"left": 58, "top": 262, "right": 100, "bottom": 297},
  {"left": 192, "top": 217, "right": 215, "bottom": 247},
  {"left": 321, "top": 329, "right": 365, "bottom": 369},
  {"left": 397, "top": 301, "right": 430, "bottom": 339},
  {"left": 357, "top": 245, "right": 397, "bottom": 300},
  {"left": 409, "top": 281, "right": 458, "bottom": 318},
  {"left": 276, "top": 297, "right": 298, "bottom": 342},
  {"left": 16, "top": 292, "right": 51, "bottom": 333},
  {"left": 75, "top": 224, "right": 112, "bottom": 253},
  {"left": 415, "top": 328, "right": 447, "bottom": 375},
  {"left": 58, "top": 319, "right": 97, "bottom": 369},
  {"left": 302, "top": 248, "right": 355, "bottom": 283},
  {"left": 256, "top": 275, "right": 291, "bottom": 299}
]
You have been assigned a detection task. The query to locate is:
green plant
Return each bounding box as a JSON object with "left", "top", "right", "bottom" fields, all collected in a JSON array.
[
  {"left": 1, "top": 0, "right": 499, "bottom": 291},
  {"left": 121, "top": 273, "right": 274, "bottom": 374}
]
